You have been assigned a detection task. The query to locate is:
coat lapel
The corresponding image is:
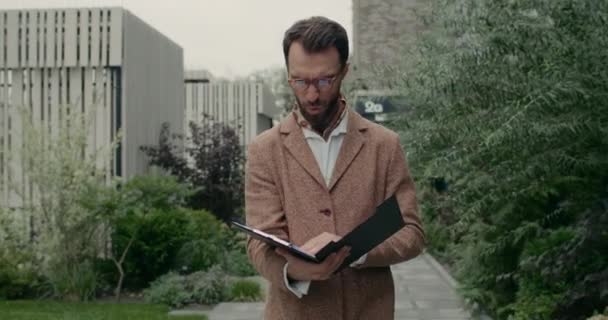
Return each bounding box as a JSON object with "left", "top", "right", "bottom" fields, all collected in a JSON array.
[
  {"left": 328, "top": 111, "right": 368, "bottom": 192},
  {"left": 280, "top": 114, "right": 327, "bottom": 190}
]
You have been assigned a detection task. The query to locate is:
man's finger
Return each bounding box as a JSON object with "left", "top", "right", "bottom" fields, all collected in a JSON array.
[
  {"left": 275, "top": 248, "right": 290, "bottom": 259},
  {"left": 330, "top": 247, "right": 351, "bottom": 272}
]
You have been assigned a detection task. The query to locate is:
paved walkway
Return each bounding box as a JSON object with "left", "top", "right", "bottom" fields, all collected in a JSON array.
[{"left": 170, "top": 253, "right": 476, "bottom": 320}]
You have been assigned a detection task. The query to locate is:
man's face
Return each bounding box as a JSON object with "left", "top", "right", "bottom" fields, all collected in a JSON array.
[{"left": 287, "top": 41, "right": 348, "bottom": 128}]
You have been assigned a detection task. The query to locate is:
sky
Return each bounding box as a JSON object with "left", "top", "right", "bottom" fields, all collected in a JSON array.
[{"left": 0, "top": 0, "right": 353, "bottom": 79}]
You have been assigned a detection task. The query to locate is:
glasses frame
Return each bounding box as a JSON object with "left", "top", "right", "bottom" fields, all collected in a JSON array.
[{"left": 287, "top": 67, "right": 345, "bottom": 92}]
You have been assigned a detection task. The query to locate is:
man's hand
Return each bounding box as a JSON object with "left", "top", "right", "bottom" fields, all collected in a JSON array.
[{"left": 275, "top": 232, "right": 350, "bottom": 281}]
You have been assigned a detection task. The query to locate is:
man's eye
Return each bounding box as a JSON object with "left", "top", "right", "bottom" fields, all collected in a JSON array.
[
  {"left": 294, "top": 80, "right": 307, "bottom": 87},
  {"left": 318, "top": 79, "right": 331, "bottom": 87}
]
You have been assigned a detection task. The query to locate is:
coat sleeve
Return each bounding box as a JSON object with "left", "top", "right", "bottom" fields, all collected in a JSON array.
[
  {"left": 244, "top": 140, "right": 291, "bottom": 292},
  {"left": 360, "top": 134, "right": 425, "bottom": 268}
]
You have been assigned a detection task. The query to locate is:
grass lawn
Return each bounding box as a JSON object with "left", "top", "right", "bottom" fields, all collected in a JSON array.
[{"left": 0, "top": 300, "right": 208, "bottom": 320}]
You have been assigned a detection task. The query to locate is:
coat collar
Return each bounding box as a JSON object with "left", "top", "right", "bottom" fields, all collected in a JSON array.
[{"left": 280, "top": 109, "right": 369, "bottom": 191}]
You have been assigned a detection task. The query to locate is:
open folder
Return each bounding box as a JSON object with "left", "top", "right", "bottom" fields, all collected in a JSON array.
[{"left": 231, "top": 195, "right": 405, "bottom": 271}]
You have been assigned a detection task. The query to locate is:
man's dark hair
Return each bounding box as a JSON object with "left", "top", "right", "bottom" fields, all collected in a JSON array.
[{"left": 283, "top": 16, "right": 349, "bottom": 69}]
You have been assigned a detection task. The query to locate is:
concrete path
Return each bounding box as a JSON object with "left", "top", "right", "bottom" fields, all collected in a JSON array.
[{"left": 170, "top": 253, "right": 476, "bottom": 320}]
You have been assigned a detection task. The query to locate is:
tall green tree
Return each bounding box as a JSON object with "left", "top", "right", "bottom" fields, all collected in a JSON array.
[
  {"left": 391, "top": 0, "right": 608, "bottom": 319},
  {"left": 15, "top": 104, "right": 117, "bottom": 301},
  {"left": 141, "top": 118, "right": 244, "bottom": 222}
]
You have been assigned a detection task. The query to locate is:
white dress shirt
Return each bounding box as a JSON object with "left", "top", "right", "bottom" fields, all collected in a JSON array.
[{"left": 282, "top": 112, "right": 367, "bottom": 298}]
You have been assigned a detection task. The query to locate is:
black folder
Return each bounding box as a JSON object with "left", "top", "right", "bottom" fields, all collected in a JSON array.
[{"left": 231, "top": 195, "right": 405, "bottom": 270}]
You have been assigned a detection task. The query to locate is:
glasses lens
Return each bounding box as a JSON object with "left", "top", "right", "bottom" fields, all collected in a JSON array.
[
  {"left": 293, "top": 79, "right": 307, "bottom": 89},
  {"left": 317, "top": 78, "right": 331, "bottom": 88}
]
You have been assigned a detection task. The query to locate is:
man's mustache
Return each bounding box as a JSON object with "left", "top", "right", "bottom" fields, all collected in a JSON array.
[{"left": 302, "top": 100, "right": 323, "bottom": 107}]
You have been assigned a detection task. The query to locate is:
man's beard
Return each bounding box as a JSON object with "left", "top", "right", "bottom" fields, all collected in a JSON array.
[{"left": 296, "top": 94, "right": 340, "bottom": 132}]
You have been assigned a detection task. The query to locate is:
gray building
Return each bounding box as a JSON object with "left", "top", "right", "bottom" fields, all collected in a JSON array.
[
  {"left": 184, "top": 70, "right": 279, "bottom": 146},
  {"left": 0, "top": 8, "right": 184, "bottom": 207},
  {"left": 352, "top": 0, "right": 428, "bottom": 85},
  {"left": 351, "top": 0, "right": 428, "bottom": 121}
]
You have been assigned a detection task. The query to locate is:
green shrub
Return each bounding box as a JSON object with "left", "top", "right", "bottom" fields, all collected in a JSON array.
[
  {"left": 144, "top": 272, "right": 191, "bottom": 308},
  {"left": 116, "top": 207, "right": 191, "bottom": 289},
  {"left": 0, "top": 212, "right": 43, "bottom": 300},
  {"left": 175, "top": 210, "right": 257, "bottom": 277},
  {"left": 190, "top": 266, "right": 229, "bottom": 305},
  {"left": 390, "top": 0, "right": 608, "bottom": 318},
  {"left": 47, "top": 260, "right": 98, "bottom": 301},
  {"left": 175, "top": 240, "right": 222, "bottom": 274},
  {"left": 222, "top": 248, "right": 257, "bottom": 277},
  {"left": 220, "top": 230, "right": 257, "bottom": 277},
  {"left": 92, "top": 175, "right": 255, "bottom": 295},
  {"left": 0, "top": 255, "right": 41, "bottom": 300},
  {"left": 174, "top": 210, "right": 229, "bottom": 273},
  {"left": 144, "top": 265, "right": 230, "bottom": 307},
  {"left": 229, "top": 279, "right": 262, "bottom": 302}
]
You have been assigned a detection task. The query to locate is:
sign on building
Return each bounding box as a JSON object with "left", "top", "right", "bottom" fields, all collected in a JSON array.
[{"left": 352, "top": 91, "right": 409, "bottom": 122}]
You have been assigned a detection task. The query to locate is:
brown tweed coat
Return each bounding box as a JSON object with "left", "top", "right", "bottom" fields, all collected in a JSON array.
[{"left": 245, "top": 110, "right": 425, "bottom": 320}]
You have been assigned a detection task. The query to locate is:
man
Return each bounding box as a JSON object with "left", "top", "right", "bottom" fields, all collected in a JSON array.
[{"left": 245, "top": 16, "right": 425, "bottom": 320}]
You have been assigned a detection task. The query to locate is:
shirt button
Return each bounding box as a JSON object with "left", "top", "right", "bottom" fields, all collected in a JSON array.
[{"left": 320, "top": 208, "right": 332, "bottom": 216}]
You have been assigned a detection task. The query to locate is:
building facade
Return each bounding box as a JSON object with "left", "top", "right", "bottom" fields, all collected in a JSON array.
[
  {"left": 0, "top": 8, "right": 184, "bottom": 208},
  {"left": 184, "top": 70, "right": 278, "bottom": 146},
  {"left": 352, "top": 0, "right": 428, "bottom": 81},
  {"left": 351, "top": 0, "right": 428, "bottom": 121}
]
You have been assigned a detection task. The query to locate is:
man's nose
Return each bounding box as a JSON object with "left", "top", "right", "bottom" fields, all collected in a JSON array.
[{"left": 304, "top": 84, "right": 320, "bottom": 102}]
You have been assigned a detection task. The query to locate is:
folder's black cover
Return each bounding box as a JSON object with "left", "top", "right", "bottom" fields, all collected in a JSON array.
[
  {"left": 231, "top": 221, "right": 321, "bottom": 263},
  {"left": 231, "top": 195, "right": 404, "bottom": 269}
]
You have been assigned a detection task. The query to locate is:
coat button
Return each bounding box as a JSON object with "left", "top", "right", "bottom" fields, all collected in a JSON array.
[{"left": 320, "top": 208, "right": 332, "bottom": 216}]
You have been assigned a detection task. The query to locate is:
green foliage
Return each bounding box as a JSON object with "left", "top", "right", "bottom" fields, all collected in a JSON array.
[
  {"left": 88, "top": 177, "right": 255, "bottom": 291},
  {"left": 189, "top": 266, "right": 230, "bottom": 305},
  {"left": 143, "top": 272, "right": 192, "bottom": 308},
  {"left": 229, "top": 279, "right": 262, "bottom": 302},
  {"left": 46, "top": 260, "right": 98, "bottom": 302},
  {"left": 0, "top": 242, "right": 41, "bottom": 300},
  {"left": 87, "top": 175, "right": 193, "bottom": 290},
  {"left": 175, "top": 209, "right": 230, "bottom": 273},
  {"left": 116, "top": 207, "right": 191, "bottom": 289},
  {"left": 390, "top": 0, "right": 608, "bottom": 318},
  {"left": 11, "top": 104, "right": 116, "bottom": 301},
  {"left": 141, "top": 118, "right": 245, "bottom": 222},
  {"left": 144, "top": 266, "right": 230, "bottom": 307},
  {"left": 222, "top": 246, "right": 257, "bottom": 277},
  {"left": 0, "top": 211, "right": 40, "bottom": 300},
  {"left": 175, "top": 210, "right": 256, "bottom": 276}
]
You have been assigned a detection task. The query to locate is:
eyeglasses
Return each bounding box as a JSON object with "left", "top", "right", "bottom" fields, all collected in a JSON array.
[{"left": 288, "top": 76, "right": 338, "bottom": 92}]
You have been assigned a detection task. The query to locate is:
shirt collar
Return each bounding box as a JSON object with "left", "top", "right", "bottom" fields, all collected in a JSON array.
[
  {"left": 294, "top": 96, "right": 348, "bottom": 140},
  {"left": 302, "top": 109, "right": 348, "bottom": 139}
]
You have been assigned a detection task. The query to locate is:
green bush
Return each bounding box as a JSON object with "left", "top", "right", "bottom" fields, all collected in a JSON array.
[
  {"left": 190, "top": 266, "right": 229, "bottom": 305},
  {"left": 174, "top": 209, "right": 230, "bottom": 273},
  {"left": 0, "top": 254, "right": 41, "bottom": 300},
  {"left": 116, "top": 207, "right": 191, "bottom": 289},
  {"left": 229, "top": 279, "right": 262, "bottom": 302},
  {"left": 47, "top": 260, "right": 98, "bottom": 301},
  {"left": 96, "top": 175, "right": 192, "bottom": 290},
  {"left": 221, "top": 229, "right": 257, "bottom": 277},
  {"left": 89, "top": 175, "right": 255, "bottom": 295},
  {"left": 143, "top": 272, "right": 191, "bottom": 308},
  {"left": 175, "top": 210, "right": 256, "bottom": 277},
  {"left": 144, "top": 266, "right": 230, "bottom": 307},
  {"left": 0, "top": 211, "right": 43, "bottom": 300},
  {"left": 222, "top": 247, "right": 257, "bottom": 277},
  {"left": 390, "top": 0, "right": 608, "bottom": 318}
]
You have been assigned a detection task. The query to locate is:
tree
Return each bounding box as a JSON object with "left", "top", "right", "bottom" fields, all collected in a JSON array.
[
  {"left": 389, "top": 0, "right": 608, "bottom": 318},
  {"left": 14, "top": 104, "right": 116, "bottom": 301},
  {"left": 82, "top": 175, "right": 192, "bottom": 301},
  {"left": 141, "top": 117, "right": 245, "bottom": 222}
]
